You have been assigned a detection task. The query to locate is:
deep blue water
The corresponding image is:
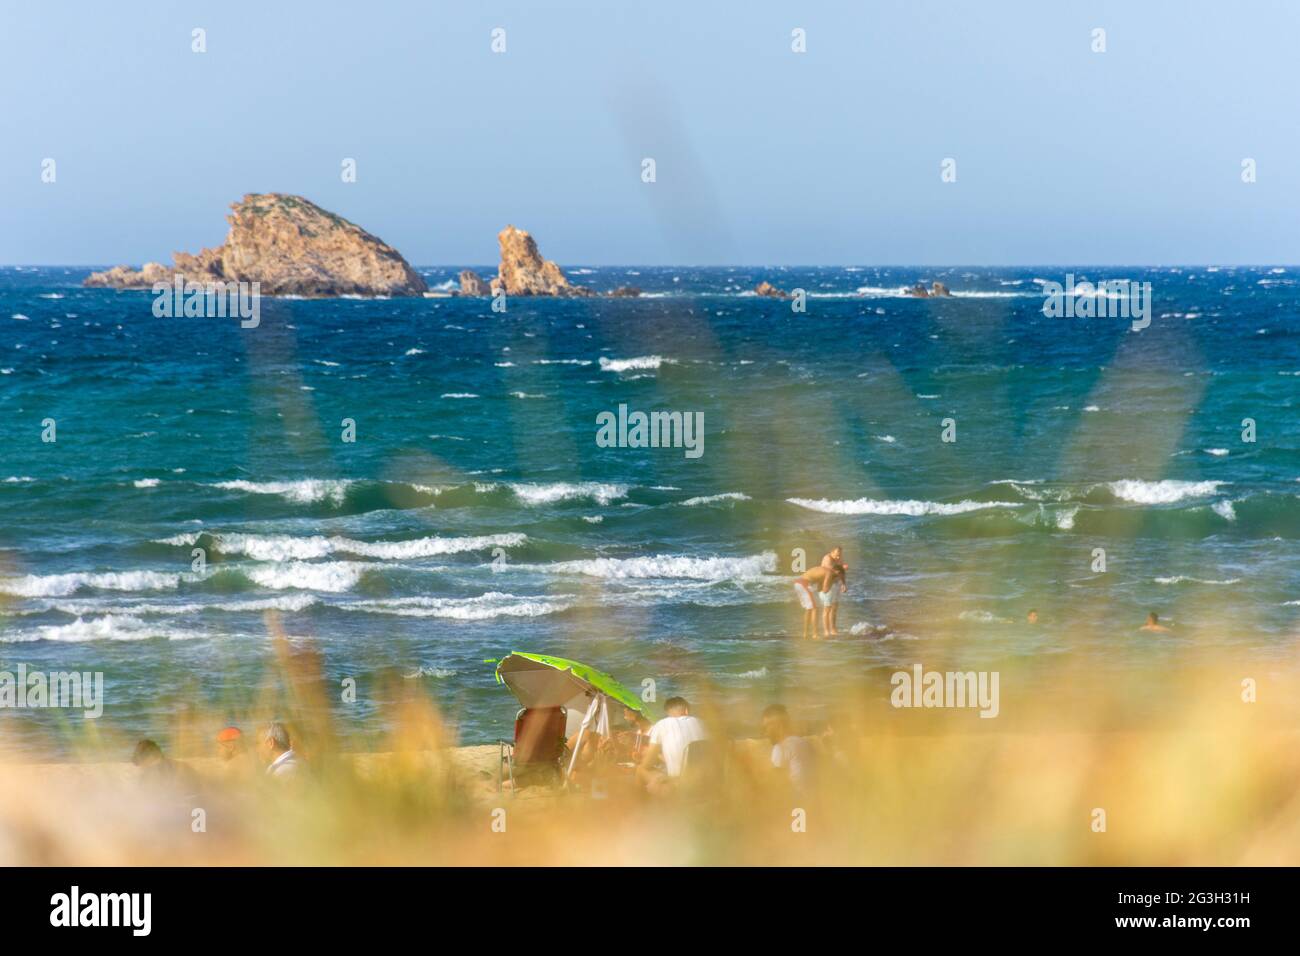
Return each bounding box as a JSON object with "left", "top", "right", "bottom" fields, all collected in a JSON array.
[{"left": 1, "top": 265, "right": 1297, "bottom": 753}]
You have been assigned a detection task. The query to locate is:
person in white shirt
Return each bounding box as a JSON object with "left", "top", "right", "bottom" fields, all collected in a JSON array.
[
  {"left": 762, "top": 704, "right": 815, "bottom": 793},
  {"left": 637, "top": 697, "right": 707, "bottom": 795},
  {"left": 259, "top": 721, "right": 304, "bottom": 780}
]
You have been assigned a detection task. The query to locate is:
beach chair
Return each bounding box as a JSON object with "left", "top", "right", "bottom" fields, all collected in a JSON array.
[{"left": 498, "top": 706, "right": 567, "bottom": 793}]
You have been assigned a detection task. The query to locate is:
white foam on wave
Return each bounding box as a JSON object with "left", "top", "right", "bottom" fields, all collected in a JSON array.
[
  {"left": 245, "top": 561, "right": 368, "bottom": 592},
  {"left": 1106, "top": 479, "right": 1224, "bottom": 504},
  {"left": 959, "top": 610, "right": 1013, "bottom": 624},
  {"left": 344, "top": 592, "right": 568, "bottom": 621},
  {"left": 214, "top": 479, "right": 352, "bottom": 505},
  {"left": 1154, "top": 575, "right": 1241, "bottom": 586},
  {"left": 505, "top": 481, "right": 628, "bottom": 506},
  {"left": 404, "top": 666, "right": 459, "bottom": 679},
  {"left": 598, "top": 355, "right": 671, "bottom": 373},
  {"left": 45, "top": 594, "right": 320, "bottom": 617},
  {"left": 7, "top": 614, "right": 199, "bottom": 643},
  {"left": 788, "top": 497, "right": 1015, "bottom": 516},
  {"left": 1204, "top": 448, "right": 1229, "bottom": 456},
  {"left": 133, "top": 478, "right": 160, "bottom": 488},
  {"left": 680, "top": 492, "right": 751, "bottom": 507},
  {"left": 516, "top": 552, "right": 776, "bottom": 581},
  {"left": 158, "top": 531, "right": 525, "bottom": 562},
  {"left": 0, "top": 569, "right": 183, "bottom": 598}
]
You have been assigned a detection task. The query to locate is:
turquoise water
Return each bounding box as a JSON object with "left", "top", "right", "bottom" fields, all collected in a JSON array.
[{"left": 1, "top": 265, "right": 1297, "bottom": 752}]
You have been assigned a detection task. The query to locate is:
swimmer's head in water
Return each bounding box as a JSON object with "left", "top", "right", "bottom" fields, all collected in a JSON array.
[
  {"left": 1147, "top": 611, "right": 1159, "bottom": 625},
  {"left": 1027, "top": 609, "right": 1039, "bottom": 624}
]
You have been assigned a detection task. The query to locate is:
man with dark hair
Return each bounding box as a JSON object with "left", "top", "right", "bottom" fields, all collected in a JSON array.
[
  {"left": 637, "top": 697, "right": 707, "bottom": 795},
  {"left": 1139, "top": 611, "right": 1171, "bottom": 633},
  {"left": 762, "top": 704, "right": 815, "bottom": 793},
  {"left": 131, "top": 738, "right": 200, "bottom": 795},
  {"left": 131, "top": 738, "right": 165, "bottom": 768}
]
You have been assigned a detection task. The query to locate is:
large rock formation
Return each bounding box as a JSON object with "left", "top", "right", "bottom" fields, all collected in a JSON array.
[
  {"left": 85, "top": 194, "right": 427, "bottom": 296},
  {"left": 755, "top": 281, "right": 790, "bottom": 299},
  {"left": 458, "top": 269, "right": 493, "bottom": 296},
  {"left": 491, "top": 225, "right": 592, "bottom": 297}
]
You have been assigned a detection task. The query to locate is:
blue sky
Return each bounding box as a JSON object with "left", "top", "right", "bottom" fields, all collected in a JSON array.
[{"left": 2, "top": 0, "right": 1298, "bottom": 265}]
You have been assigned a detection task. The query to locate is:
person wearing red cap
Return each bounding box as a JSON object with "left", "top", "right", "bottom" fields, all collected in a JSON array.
[
  {"left": 216, "top": 726, "right": 244, "bottom": 762},
  {"left": 214, "top": 725, "right": 259, "bottom": 781}
]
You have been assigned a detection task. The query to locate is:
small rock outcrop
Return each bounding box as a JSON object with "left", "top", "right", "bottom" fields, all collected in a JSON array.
[
  {"left": 492, "top": 225, "right": 592, "bottom": 297},
  {"left": 83, "top": 262, "right": 177, "bottom": 289},
  {"left": 904, "top": 281, "right": 952, "bottom": 298},
  {"left": 458, "top": 269, "right": 493, "bottom": 296},
  {"left": 606, "top": 286, "right": 642, "bottom": 298},
  {"left": 85, "top": 194, "right": 427, "bottom": 296},
  {"left": 755, "top": 281, "right": 790, "bottom": 299}
]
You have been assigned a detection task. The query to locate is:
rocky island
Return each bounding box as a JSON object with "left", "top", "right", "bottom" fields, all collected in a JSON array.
[
  {"left": 904, "top": 281, "right": 952, "bottom": 298},
  {"left": 458, "top": 225, "right": 593, "bottom": 298},
  {"left": 754, "top": 281, "right": 791, "bottom": 299},
  {"left": 84, "top": 194, "right": 427, "bottom": 297}
]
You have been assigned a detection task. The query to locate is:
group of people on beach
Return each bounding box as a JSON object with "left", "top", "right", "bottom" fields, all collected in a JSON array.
[
  {"left": 131, "top": 721, "right": 306, "bottom": 791},
  {"left": 560, "top": 696, "right": 817, "bottom": 798}
]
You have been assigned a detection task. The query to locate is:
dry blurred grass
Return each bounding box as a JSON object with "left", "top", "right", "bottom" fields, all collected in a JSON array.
[{"left": 2, "top": 616, "right": 1297, "bottom": 866}]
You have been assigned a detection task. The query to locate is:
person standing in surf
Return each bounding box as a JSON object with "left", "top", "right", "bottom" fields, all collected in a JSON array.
[
  {"left": 819, "top": 546, "right": 848, "bottom": 636},
  {"left": 794, "top": 557, "right": 845, "bottom": 639}
]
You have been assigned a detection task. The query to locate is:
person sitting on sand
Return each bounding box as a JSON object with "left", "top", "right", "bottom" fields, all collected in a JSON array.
[
  {"left": 1139, "top": 611, "right": 1171, "bottom": 633},
  {"left": 636, "top": 697, "right": 707, "bottom": 796},
  {"left": 258, "top": 722, "right": 304, "bottom": 779},
  {"left": 794, "top": 563, "right": 844, "bottom": 639},
  {"left": 132, "top": 739, "right": 176, "bottom": 780},
  {"left": 132, "top": 738, "right": 201, "bottom": 797},
  {"left": 819, "top": 546, "right": 849, "bottom": 636},
  {"left": 565, "top": 721, "right": 608, "bottom": 784},
  {"left": 762, "top": 704, "right": 816, "bottom": 794},
  {"left": 604, "top": 706, "right": 653, "bottom": 763},
  {"left": 215, "top": 725, "right": 258, "bottom": 780},
  {"left": 216, "top": 726, "right": 244, "bottom": 761}
]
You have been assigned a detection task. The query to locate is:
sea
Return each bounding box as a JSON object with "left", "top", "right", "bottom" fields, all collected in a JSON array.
[{"left": 1, "top": 265, "right": 1297, "bottom": 754}]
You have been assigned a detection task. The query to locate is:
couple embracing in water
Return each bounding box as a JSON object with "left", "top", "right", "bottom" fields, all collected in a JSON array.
[{"left": 794, "top": 545, "right": 848, "bottom": 639}]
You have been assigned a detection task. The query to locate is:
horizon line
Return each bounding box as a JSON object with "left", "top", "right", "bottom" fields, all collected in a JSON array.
[{"left": 3, "top": 263, "right": 1297, "bottom": 271}]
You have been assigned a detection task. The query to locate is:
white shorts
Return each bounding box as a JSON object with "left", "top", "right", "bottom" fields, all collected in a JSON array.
[
  {"left": 794, "top": 581, "right": 816, "bottom": 610},
  {"left": 818, "top": 583, "right": 841, "bottom": 608}
]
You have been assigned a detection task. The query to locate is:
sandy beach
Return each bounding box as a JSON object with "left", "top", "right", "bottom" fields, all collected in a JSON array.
[{"left": 8, "top": 710, "right": 1299, "bottom": 866}]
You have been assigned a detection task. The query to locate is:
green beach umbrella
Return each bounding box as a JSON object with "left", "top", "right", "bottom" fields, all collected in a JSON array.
[{"left": 490, "top": 651, "right": 655, "bottom": 721}]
